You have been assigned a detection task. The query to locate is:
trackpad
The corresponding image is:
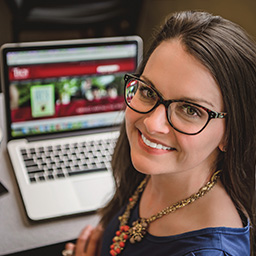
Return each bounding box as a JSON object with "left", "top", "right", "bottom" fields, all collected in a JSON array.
[{"left": 72, "top": 177, "right": 113, "bottom": 208}]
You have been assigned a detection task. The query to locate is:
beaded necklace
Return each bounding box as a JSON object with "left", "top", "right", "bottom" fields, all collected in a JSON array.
[{"left": 109, "top": 170, "right": 221, "bottom": 256}]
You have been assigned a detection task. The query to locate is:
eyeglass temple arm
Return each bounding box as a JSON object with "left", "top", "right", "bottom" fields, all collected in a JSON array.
[{"left": 210, "top": 111, "right": 227, "bottom": 119}]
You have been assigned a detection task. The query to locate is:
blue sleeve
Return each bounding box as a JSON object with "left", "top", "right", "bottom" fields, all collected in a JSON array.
[{"left": 185, "top": 250, "right": 231, "bottom": 256}]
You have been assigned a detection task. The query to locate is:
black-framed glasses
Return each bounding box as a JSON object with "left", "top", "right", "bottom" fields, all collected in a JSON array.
[{"left": 124, "top": 74, "right": 227, "bottom": 135}]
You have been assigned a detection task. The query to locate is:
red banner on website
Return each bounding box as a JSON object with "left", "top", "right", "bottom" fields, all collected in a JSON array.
[{"left": 8, "top": 58, "right": 136, "bottom": 81}]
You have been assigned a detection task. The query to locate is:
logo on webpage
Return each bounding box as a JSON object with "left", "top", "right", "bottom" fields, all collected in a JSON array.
[{"left": 12, "top": 67, "right": 30, "bottom": 79}]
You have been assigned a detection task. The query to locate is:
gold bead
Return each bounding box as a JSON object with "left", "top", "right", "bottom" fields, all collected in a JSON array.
[
  {"left": 130, "top": 237, "right": 135, "bottom": 244},
  {"left": 135, "top": 236, "right": 142, "bottom": 242},
  {"left": 113, "top": 236, "right": 119, "bottom": 242}
]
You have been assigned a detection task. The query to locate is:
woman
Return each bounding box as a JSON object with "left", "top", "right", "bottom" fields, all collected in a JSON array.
[{"left": 64, "top": 10, "right": 256, "bottom": 255}]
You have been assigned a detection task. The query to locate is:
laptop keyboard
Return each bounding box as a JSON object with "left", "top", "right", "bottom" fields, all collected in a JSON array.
[{"left": 20, "top": 136, "right": 118, "bottom": 183}]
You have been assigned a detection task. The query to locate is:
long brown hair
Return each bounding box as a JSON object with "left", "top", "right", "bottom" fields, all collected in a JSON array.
[{"left": 99, "top": 10, "right": 256, "bottom": 254}]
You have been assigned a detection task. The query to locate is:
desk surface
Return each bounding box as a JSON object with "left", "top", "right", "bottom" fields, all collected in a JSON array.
[{"left": 0, "top": 93, "right": 100, "bottom": 255}]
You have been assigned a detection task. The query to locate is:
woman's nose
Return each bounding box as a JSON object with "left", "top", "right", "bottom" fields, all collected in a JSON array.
[{"left": 143, "top": 104, "right": 170, "bottom": 134}]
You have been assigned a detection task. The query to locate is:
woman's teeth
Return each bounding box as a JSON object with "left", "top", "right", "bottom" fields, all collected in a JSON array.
[{"left": 141, "top": 134, "right": 173, "bottom": 150}]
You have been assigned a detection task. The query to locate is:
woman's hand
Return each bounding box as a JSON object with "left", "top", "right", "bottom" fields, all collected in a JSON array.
[{"left": 63, "top": 225, "right": 103, "bottom": 256}]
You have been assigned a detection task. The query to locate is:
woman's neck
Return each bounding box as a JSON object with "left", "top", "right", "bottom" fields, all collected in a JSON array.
[{"left": 140, "top": 168, "right": 214, "bottom": 217}]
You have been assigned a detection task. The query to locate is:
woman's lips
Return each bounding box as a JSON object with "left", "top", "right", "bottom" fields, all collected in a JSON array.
[
  {"left": 141, "top": 134, "right": 174, "bottom": 150},
  {"left": 138, "top": 131, "right": 176, "bottom": 153}
]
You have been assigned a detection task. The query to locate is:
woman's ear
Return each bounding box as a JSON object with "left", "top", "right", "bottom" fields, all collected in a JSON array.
[
  {"left": 218, "top": 144, "right": 226, "bottom": 152},
  {"left": 218, "top": 136, "right": 227, "bottom": 152}
]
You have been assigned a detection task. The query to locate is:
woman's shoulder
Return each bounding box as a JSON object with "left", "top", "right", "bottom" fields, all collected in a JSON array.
[
  {"left": 196, "top": 182, "right": 243, "bottom": 229},
  {"left": 138, "top": 223, "right": 250, "bottom": 256},
  {"left": 185, "top": 223, "right": 250, "bottom": 256},
  {"left": 149, "top": 182, "right": 243, "bottom": 237},
  {"left": 146, "top": 221, "right": 250, "bottom": 256},
  {"left": 172, "top": 181, "right": 243, "bottom": 233}
]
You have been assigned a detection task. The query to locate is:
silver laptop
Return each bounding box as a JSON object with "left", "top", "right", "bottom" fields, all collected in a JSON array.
[{"left": 1, "top": 36, "right": 143, "bottom": 221}]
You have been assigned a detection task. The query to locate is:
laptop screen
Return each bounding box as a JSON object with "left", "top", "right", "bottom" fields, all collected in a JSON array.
[{"left": 1, "top": 37, "right": 142, "bottom": 140}]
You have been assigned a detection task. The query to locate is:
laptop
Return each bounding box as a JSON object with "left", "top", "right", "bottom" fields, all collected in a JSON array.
[{"left": 1, "top": 36, "right": 143, "bottom": 221}]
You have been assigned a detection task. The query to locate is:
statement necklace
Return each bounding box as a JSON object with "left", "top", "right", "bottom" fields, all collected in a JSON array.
[{"left": 109, "top": 170, "right": 221, "bottom": 256}]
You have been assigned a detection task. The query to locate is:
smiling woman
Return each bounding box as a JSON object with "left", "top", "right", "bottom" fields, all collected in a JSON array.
[
  {"left": 64, "top": 10, "right": 256, "bottom": 256},
  {"left": 125, "top": 39, "right": 226, "bottom": 179}
]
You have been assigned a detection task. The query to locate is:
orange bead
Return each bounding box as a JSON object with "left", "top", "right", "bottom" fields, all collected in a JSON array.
[
  {"left": 119, "top": 241, "right": 125, "bottom": 247},
  {"left": 123, "top": 234, "right": 128, "bottom": 240},
  {"left": 123, "top": 225, "right": 130, "bottom": 232},
  {"left": 110, "top": 249, "right": 116, "bottom": 256},
  {"left": 115, "top": 248, "right": 121, "bottom": 254}
]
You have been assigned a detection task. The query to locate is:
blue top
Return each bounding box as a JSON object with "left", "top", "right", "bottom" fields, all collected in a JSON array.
[{"left": 100, "top": 199, "right": 250, "bottom": 256}]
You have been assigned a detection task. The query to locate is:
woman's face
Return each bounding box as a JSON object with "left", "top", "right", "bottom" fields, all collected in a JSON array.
[{"left": 125, "top": 40, "right": 226, "bottom": 176}]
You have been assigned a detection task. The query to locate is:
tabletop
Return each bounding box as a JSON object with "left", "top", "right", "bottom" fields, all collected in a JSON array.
[{"left": 0, "top": 93, "right": 100, "bottom": 255}]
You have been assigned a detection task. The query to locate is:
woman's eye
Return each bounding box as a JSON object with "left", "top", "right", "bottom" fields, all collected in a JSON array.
[
  {"left": 139, "top": 85, "right": 156, "bottom": 99},
  {"left": 182, "top": 104, "right": 201, "bottom": 117}
]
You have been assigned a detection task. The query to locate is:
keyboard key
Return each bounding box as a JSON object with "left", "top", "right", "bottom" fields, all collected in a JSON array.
[
  {"left": 27, "top": 166, "right": 44, "bottom": 174},
  {"left": 48, "top": 174, "right": 54, "bottom": 180},
  {"left": 57, "top": 173, "right": 65, "bottom": 178},
  {"left": 39, "top": 176, "right": 45, "bottom": 181},
  {"left": 29, "top": 177, "right": 37, "bottom": 183},
  {"left": 68, "top": 167, "right": 107, "bottom": 176},
  {"left": 24, "top": 160, "right": 37, "bottom": 167}
]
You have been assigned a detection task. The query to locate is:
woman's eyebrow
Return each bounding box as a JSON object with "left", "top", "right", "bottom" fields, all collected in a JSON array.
[
  {"left": 181, "top": 97, "right": 215, "bottom": 108},
  {"left": 140, "top": 75, "right": 215, "bottom": 108}
]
